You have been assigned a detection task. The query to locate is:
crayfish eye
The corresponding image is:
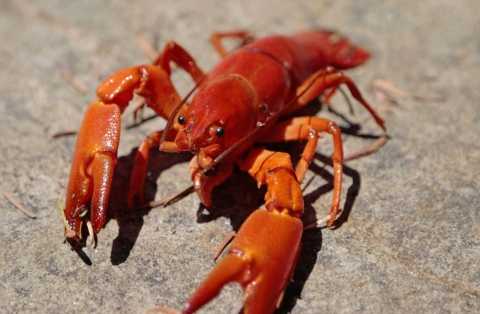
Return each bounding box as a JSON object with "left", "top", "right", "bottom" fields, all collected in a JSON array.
[
  {"left": 177, "top": 115, "right": 185, "bottom": 125},
  {"left": 215, "top": 127, "right": 224, "bottom": 137}
]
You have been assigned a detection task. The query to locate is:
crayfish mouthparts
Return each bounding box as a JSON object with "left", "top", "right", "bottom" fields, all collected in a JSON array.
[
  {"left": 159, "top": 141, "right": 180, "bottom": 152},
  {"left": 197, "top": 153, "right": 215, "bottom": 171}
]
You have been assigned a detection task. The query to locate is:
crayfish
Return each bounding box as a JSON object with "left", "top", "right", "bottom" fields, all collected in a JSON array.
[{"left": 61, "top": 30, "right": 385, "bottom": 313}]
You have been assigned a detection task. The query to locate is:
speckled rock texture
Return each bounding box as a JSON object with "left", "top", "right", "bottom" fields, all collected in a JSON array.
[{"left": 0, "top": 0, "right": 478, "bottom": 313}]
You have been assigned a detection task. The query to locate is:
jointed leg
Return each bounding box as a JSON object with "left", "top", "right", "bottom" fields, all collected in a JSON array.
[
  {"left": 286, "top": 66, "right": 385, "bottom": 131},
  {"left": 127, "top": 131, "right": 163, "bottom": 207},
  {"left": 153, "top": 41, "right": 204, "bottom": 82},
  {"left": 210, "top": 31, "right": 254, "bottom": 58},
  {"left": 236, "top": 147, "right": 304, "bottom": 217},
  {"left": 134, "top": 42, "right": 204, "bottom": 121},
  {"left": 259, "top": 116, "right": 344, "bottom": 226}
]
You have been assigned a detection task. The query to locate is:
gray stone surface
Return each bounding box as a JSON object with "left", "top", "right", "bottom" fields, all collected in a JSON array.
[{"left": 0, "top": 0, "right": 478, "bottom": 313}]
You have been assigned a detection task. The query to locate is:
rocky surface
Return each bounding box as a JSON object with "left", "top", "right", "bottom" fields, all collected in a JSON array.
[{"left": 0, "top": 0, "right": 478, "bottom": 313}]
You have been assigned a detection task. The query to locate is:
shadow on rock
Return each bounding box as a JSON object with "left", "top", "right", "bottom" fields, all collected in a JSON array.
[
  {"left": 276, "top": 150, "right": 361, "bottom": 313},
  {"left": 105, "top": 147, "right": 192, "bottom": 265}
]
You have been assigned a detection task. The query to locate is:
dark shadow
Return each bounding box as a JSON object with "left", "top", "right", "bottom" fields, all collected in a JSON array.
[
  {"left": 274, "top": 178, "right": 324, "bottom": 314},
  {"left": 196, "top": 166, "right": 266, "bottom": 231},
  {"left": 104, "top": 147, "right": 192, "bottom": 265},
  {"left": 326, "top": 105, "right": 361, "bottom": 135},
  {"left": 74, "top": 248, "right": 93, "bottom": 266},
  {"left": 275, "top": 149, "right": 361, "bottom": 312},
  {"left": 276, "top": 226, "right": 322, "bottom": 313},
  {"left": 299, "top": 153, "right": 361, "bottom": 230},
  {"left": 312, "top": 153, "right": 362, "bottom": 229}
]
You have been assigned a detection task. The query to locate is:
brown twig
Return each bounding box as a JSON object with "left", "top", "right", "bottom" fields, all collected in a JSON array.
[
  {"left": 213, "top": 231, "right": 236, "bottom": 262},
  {"left": 58, "top": 65, "right": 87, "bottom": 94},
  {"left": 56, "top": 198, "right": 76, "bottom": 237},
  {"left": 52, "top": 130, "right": 78, "bottom": 139},
  {"left": 121, "top": 96, "right": 146, "bottom": 122},
  {"left": 344, "top": 135, "right": 389, "bottom": 161},
  {"left": 374, "top": 106, "right": 394, "bottom": 114},
  {"left": 146, "top": 307, "right": 181, "bottom": 314},
  {"left": 303, "top": 214, "right": 332, "bottom": 230},
  {"left": 413, "top": 94, "right": 445, "bottom": 102},
  {"left": 136, "top": 34, "right": 159, "bottom": 61},
  {"left": 370, "top": 79, "right": 407, "bottom": 104},
  {"left": 372, "top": 79, "right": 407, "bottom": 98},
  {"left": 2, "top": 191, "right": 36, "bottom": 218}
]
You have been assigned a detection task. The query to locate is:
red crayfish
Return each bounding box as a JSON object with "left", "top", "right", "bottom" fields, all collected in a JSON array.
[{"left": 62, "top": 29, "right": 385, "bottom": 313}]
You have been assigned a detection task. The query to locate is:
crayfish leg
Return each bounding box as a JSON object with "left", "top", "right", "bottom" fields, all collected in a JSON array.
[
  {"left": 292, "top": 66, "right": 386, "bottom": 131},
  {"left": 154, "top": 41, "right": 204, "bottom": 82},
  {"left": 210, "top": 31, "right": 254, "bottom": 58},
  {"left": 127, "top": 130, "right": 163, "bottom": 208},
  {"left": 257, "top": 116, "right": 344, "bottom": 226}
]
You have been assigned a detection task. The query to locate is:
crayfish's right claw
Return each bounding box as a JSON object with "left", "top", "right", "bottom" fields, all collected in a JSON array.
[
  {"left": 178, "top": 210, "right": 303, "bottom": 314},
  {"left": 63, "top": 48, "right": 203, "bottom": 247},
  {"left": 64, "top": 101, "right": 121, "bottom": 249}
]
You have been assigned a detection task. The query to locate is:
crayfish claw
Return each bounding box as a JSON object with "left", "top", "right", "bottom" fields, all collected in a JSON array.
[{"left": 176, "top": 210, "right": 302, "bottom": 314}]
